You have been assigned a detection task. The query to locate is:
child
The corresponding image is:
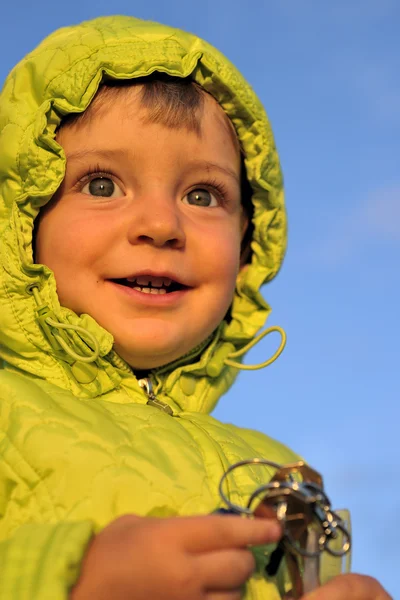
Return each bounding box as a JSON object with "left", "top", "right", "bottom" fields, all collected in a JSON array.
[{"left": 0, "top": 15, "right": 390, "bottom": 600}]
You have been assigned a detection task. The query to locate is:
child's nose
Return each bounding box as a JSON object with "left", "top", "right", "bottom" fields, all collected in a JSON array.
[{"left": 127, "top": 195, "right": 185, "bottom": 249}]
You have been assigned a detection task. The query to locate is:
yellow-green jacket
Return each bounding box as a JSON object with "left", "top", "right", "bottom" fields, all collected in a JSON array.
[{"left": 0, "top": 15, "right": 296, "bottom": 599}]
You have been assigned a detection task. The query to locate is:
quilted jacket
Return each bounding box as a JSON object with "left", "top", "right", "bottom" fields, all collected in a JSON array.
[{"left": 0, "top": 15, "right": 298, "bottom": 599}]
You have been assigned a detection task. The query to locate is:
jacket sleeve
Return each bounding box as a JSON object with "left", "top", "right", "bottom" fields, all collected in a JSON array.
[{"left": 0, "top": 521, "right": 94, "bottom": 600}]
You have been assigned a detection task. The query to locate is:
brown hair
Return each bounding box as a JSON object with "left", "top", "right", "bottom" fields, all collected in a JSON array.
[{"left": 61, "top": 74, "right": 241, "bottom": 148}]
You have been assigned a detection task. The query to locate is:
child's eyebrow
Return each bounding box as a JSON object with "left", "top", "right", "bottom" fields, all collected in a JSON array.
[
  {"left": 64, "top": 149, "right": 239, "bottom": 184},
  {"left": 65, "top": 148, "right": 125, "bottom": 163},
  {"left": 188, "top": 160, "right": 240, "bottom": 184}
]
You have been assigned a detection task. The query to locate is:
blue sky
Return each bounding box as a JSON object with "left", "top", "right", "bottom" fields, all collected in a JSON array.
[{"left": 2, "top": 0, "right": 399, "bottom": 596}]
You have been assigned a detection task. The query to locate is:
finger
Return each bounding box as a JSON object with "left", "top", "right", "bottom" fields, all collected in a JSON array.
[
  {"left": 111, "top": 514, "right": 143, "bottom": 529},
  {"left": 196, "top": 549, "right": 255, "bottom": 589},
  {"left": 302, "top": 573, "right": 393, "bottom": 600},
  {"left": 167, "top": 515, "right": 282, "bottom": 552}
]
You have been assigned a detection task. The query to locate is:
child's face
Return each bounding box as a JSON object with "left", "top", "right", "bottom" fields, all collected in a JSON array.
[{"left": 35, "top": 90, "right": 246, "bottom": 369}]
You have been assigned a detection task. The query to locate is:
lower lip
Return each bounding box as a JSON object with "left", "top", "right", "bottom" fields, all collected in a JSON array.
[{"left": 107, "top": 281, "right": 190, "bottom": 306}]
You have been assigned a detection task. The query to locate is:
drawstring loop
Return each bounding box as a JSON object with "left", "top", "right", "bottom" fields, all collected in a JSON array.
[
  {"left": 224, "top": 326, "right": 286, "bottom": 371},
  {"left": 29, "top": 284, "right": 100, "bottom": 364},
  {"left": 44, "top": 317, "right": 100, "bottom": 363}
]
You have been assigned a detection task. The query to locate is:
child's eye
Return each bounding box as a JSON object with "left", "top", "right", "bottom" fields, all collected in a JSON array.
[
  {"left": 182, "top": 188, "right": 219, "bottom": 207},
  {"left": 81, "top": 177, "right": 123, "bottom": 198}
]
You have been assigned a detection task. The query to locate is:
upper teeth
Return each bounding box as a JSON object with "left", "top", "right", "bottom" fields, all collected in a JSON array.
[{"left": 126, "top": 276, "right": 172, "bottom": 288}]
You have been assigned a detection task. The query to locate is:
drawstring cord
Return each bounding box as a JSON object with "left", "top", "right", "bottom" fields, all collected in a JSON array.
[
  {"left": 44, "top": 318, "right": 100, "bottom": 363},
  {"left": 223, "top": 326, "right": 286, "bottom": 371},
  {"left": 30, "top": 285, "right": 100, "bottom": 364},
  {"left": 29, "top": 284, "right": 284, "bottom": 372}
]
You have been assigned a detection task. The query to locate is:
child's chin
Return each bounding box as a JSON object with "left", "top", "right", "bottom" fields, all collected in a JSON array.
[
  {"left": 110, "top": 318, "right": 213, "bottom": 370},
  {"left": 113, "top": 340, "right": 184, "bottom": 371}
]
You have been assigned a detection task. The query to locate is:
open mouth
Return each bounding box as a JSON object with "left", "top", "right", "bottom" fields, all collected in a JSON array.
[{"left": 110, "top": 275, "right": 188, "bottom": 295}]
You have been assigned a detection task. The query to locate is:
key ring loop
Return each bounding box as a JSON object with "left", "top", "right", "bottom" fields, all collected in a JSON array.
[
  {"left": 247, "top": 481, "right": 327, "bottom": 558},
  {"left": 247, "top": 479, "right": 327, "bottom": 512},
  {"left": 324, "top": 515, "right": 352, "bottom": 556},
  {"left": 284, "top": 508, "right": 351, "bottom": 558},
  {"left": 247, "top": 480, "right": 304, "bottom": 512},
  {"left": 218, "top": 458, "right": 283, "bottom": 516},
  {"left": 218, "top": 458, "right": 352, "bottom": 561}
]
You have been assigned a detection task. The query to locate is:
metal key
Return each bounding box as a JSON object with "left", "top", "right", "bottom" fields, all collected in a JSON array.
[
  {"left": 254, "top": 462, "right": 327, "bottom": 597},
  {"left": 218, "top": 459, "right": 351, "bottom": 599}
]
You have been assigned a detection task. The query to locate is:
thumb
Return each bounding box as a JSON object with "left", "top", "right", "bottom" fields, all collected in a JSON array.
[{"left": 300, "top": 574, "right": 392, "bottom": 600}]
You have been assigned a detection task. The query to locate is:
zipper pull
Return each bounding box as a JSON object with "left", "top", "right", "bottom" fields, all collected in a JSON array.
[{"left": 138, "top": 378, "right": 173, "bottom": 415}]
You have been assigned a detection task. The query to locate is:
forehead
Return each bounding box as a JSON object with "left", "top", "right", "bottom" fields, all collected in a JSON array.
[
  {"left": 201, "top": 95, "right": 241, "bottom": 156},
  {"left": 58, "top": 84, "right": 241, "bottom": 163}
]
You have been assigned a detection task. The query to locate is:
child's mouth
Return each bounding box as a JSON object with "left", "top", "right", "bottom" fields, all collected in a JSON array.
[{"left": 110, "top": 276, "right": 187, "bottom": 295}]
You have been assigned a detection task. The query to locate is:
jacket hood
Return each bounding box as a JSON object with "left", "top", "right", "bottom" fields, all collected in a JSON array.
[{"left": 0, "top": 15, "right": 287, "bottom": 414}]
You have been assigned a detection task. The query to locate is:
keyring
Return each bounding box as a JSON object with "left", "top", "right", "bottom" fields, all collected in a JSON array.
[{"left": 218, "top": 458, "right": 283, "bottom": 515}]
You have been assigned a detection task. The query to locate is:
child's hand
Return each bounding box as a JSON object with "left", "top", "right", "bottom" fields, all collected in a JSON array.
[
  {"left": 70, "top": 513, "right": 282, "bottom": 600},
  {"left": 300, "top": 573, "right": 392, "bottom": 600}
]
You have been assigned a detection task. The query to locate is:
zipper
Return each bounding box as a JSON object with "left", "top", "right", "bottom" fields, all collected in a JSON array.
[{"left": 138, "top": 377, "right": 173, "bottom": 416}]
